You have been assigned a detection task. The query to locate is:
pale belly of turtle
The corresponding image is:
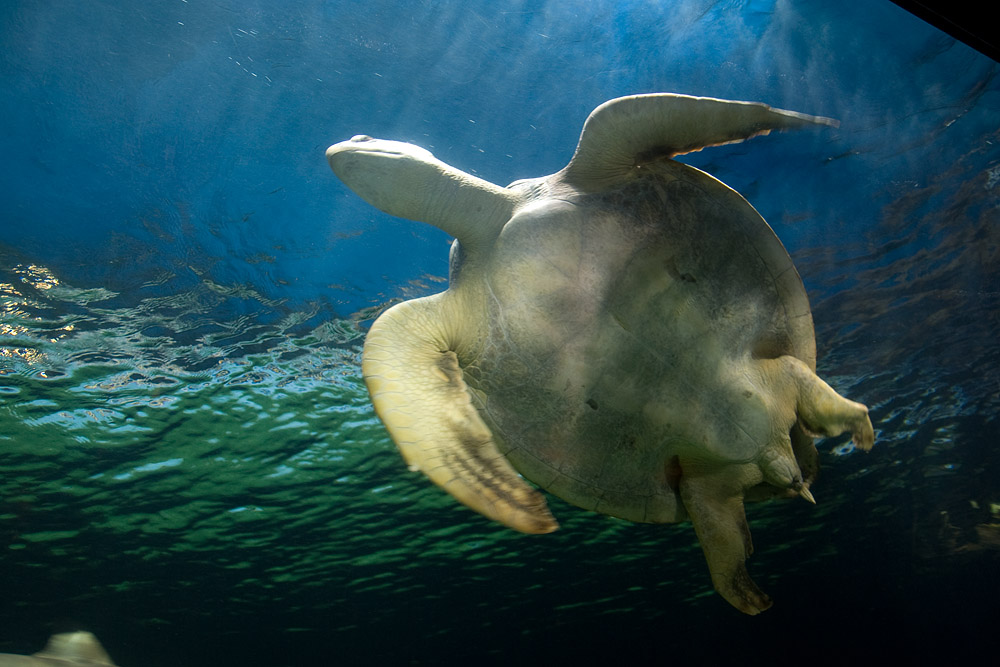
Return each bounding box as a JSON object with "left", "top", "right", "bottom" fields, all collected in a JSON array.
[{"left": 463, "top": 167, "right": 808, "bottom": 524}]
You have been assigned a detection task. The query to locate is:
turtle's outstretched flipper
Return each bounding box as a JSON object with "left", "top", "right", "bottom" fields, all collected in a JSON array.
[{"left": 363, "top": 295, "right": 558, "bottom": 535}]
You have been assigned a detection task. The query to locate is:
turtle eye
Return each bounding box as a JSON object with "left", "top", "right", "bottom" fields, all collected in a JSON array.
[{"left": 350, "top": 134, "right": 374, "bottom": 143}]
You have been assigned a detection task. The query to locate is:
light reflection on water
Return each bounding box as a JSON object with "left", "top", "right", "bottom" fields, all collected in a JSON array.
[{"left": 1, "top": 223, "right": 997, "bottom": 664}]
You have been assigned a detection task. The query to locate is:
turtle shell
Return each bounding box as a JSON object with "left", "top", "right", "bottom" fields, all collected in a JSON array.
[{"left": 460, "top": 158, "right": 816, "bottom": 523}]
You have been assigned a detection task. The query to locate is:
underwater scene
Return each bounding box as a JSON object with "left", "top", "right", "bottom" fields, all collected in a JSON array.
[{"left": 1, "top": 0, "right": 997, "bottom": 664}]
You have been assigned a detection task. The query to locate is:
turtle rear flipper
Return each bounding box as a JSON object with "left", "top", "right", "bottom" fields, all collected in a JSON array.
[{"left": 679, "top": 463, "right": 773, "bottom": 615}]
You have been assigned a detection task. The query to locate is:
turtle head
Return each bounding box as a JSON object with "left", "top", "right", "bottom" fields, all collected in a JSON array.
[
  {"left": 327, "top": 135, "right": 436, "bottom": 170},
  {"left": 327, "top": 136, "right": 442, "bottom": 218},
  {"left": 327, "top": 135, "right": 518, "bottom": 248}
]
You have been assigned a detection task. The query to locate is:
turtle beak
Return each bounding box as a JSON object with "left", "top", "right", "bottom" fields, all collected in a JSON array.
[{"left": 326, "top": 135, "right": 375, "bottom": 168}]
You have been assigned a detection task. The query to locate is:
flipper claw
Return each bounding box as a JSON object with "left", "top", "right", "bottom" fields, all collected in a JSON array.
[{"left": 798, "top": 485, "right": 816, "bottom": 504}]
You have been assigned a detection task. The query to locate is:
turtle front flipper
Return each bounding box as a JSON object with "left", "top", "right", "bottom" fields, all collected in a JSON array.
[
  {"left": 679, "top": 463, "right": 773, "bottom": 615},
  {"left": 362, "top": 295, "right": 558, "bottom": 534},
  {"left": 560, "top": 93, "right": 839, "bottom": 193}
]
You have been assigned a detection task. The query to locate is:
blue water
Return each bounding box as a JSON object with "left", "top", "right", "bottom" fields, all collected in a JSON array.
[{"left": 2, "top": 1, "right": 998, "bottom": 665}]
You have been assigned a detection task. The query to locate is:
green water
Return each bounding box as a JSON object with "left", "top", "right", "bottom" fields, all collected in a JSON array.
[
  {"left": 1, "top": 259, "right": 997, "bottom": 665},
  {"left": 0, "top": 262, "right": 719, "bottom": 663}
]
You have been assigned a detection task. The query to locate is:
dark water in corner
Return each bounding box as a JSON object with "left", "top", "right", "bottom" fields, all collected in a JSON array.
[{"left": 2, "top": 1, "right": 998, "bottom": 665}]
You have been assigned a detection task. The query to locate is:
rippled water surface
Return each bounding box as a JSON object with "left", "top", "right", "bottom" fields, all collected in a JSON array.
[{"left": 2, "top": 1, "right": 998, "bottom": 665}]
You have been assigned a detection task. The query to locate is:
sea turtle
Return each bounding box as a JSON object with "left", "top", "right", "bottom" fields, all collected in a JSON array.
[
  {"left": 0, "top": 632, "right": 118, "bottom": 666},
  {"left": 326, "top": 93, "right": 875, "bottom": 614}
]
